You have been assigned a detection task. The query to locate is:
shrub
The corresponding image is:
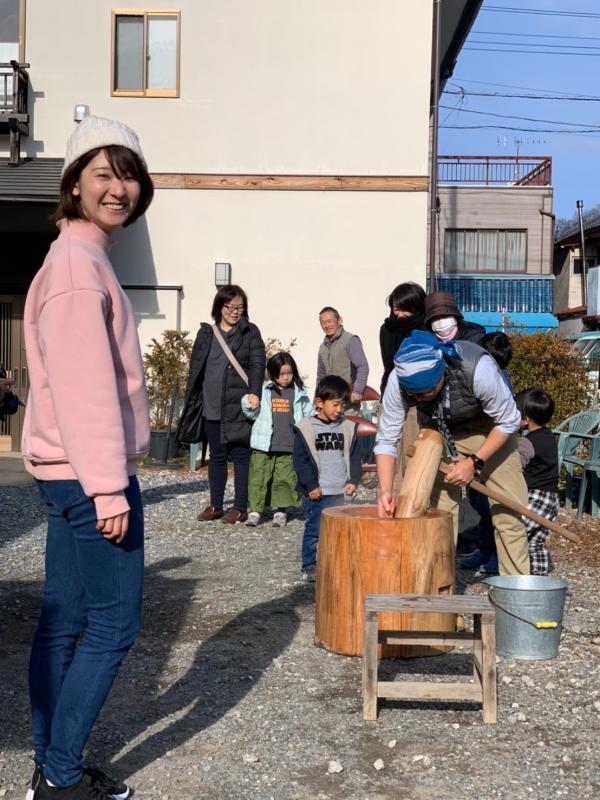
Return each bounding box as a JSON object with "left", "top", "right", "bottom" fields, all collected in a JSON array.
[
  {"left": 264, "top": 336, "right": 297, "bottom": 361},
  {"left": 143, "top": 330, "right": 193, "bottom": 429},
  {"left": 508, "top": 332, "right": 590, "bottom": 426}
]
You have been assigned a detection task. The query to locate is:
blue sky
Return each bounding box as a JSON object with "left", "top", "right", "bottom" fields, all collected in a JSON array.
[{"left": 440, "top": 0, "right": 600, "bottom": 221}]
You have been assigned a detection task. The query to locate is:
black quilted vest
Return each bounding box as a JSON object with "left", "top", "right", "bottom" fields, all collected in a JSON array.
[{"left": 402, "top": 340, "right": 490, "bottom": 432}]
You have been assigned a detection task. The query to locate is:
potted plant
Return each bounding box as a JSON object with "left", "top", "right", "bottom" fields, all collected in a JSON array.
[{"left": 143, "top": 329, "right": 192, "bottom": 461}]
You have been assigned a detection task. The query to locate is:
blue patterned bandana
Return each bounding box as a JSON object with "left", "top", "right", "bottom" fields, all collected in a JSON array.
[{"left": 394, "top": 330, "right": 461, "bottom": 393}]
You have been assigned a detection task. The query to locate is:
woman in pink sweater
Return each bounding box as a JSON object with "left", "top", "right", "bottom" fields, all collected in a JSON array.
[{"left": 23, "top": 116, "right": 154, "bottom": 800}]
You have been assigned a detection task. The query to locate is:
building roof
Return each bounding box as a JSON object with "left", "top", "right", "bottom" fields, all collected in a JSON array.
[
  {"left": 555, "top": 213, "right": 600, "bottom": 247},
  {"left": 0, "top": 158, "right": 62, "bottom": 202},
  {"left": 440, "top": 1, "right": 484, "bottom": 85},
  {"left": 554, "top": 305, "right": 587, "bottom": 320}
]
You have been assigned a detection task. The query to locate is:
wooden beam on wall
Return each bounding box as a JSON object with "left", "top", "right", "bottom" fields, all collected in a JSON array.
[{"left": 149, "top": 173, "right": 429, "bottom": 192}]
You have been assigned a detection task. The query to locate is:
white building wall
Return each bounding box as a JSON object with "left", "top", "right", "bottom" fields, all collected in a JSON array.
[
  {"left": 5, "top": 0, "right": 436, "bottom": 392},
  {"left": 113, "top": 189, "right": 429, "bottom": 389},
  {"left": 18, "top": 0, "right": 432, "bottom": 174}
]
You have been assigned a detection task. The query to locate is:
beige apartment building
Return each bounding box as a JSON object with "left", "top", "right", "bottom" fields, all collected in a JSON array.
[
  {"left": 432, "top": 155, "right": 556, "bottom": 332},
  {"left": 1, "top": 0, "right": 481, "bottom": 450}
]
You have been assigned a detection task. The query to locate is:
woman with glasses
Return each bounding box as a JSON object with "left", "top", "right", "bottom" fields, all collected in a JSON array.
[{"left": 178, "top": 285, "right": 266, "bottom": 523}]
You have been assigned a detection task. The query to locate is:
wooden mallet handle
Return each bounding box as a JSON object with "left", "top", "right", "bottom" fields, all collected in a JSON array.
[
  {"left": 394, "top": 429, "right": 444, "bottom": 518},
  {"left": 437, "top": 461, "right": 580, "bottom": 545}
]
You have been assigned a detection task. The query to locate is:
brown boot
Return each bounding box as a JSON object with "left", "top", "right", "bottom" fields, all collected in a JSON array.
[
  {"left": 222, "top": 508, "right": 248, "bottom": 524},
  {"left": 197, "top": 505, "right": 224, "bottom": 521}
]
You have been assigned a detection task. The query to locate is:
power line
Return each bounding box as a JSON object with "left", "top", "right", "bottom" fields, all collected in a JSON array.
[
  {"left": 484, "top": 5, "right": 600, "bottom": 19},
  {"left": 447, "top": 78, "right": 596, "bottom": 97},
  {"left": 442, "top": 124, "right": 600, "bottom": 133},
  {"left": 444, "top": 89, "right": 600, "bottom": 101},
  {"left": 473, "top": 30, "right": 600, "bottom": 41},
  {"left": 439, "top": 104, "right": 600, "bottom": 129},
  {"left": 470, "top": 39, "right": 600, "bottom": 51},
  {"left": 440, "top": 94, "right": 466, "bottom": 125},
  {"left": 464, "top": 47, "right": 600, "bottom": 56}
]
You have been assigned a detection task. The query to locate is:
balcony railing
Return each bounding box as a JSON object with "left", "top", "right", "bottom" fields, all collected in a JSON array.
[
  {"left": 435, "top": 274, "right": 554, "bottom": 314},
  {"left": 438, "top": 155, "right": 552, "bottom": 187},
  {"left": 0, "top": 60, "right": 30, "bottom": 166}
]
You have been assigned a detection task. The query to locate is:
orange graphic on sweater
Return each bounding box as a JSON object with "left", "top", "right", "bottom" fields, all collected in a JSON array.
[{"left": 272, "top": 397, "right": 290, "bottom": 414}]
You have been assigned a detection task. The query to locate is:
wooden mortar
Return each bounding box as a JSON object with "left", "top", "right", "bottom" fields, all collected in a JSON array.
[{"left": 314, "top": 505, "right": 455, "bottom": 658}]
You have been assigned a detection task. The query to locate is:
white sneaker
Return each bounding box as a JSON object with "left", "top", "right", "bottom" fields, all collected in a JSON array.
[
  {"left": 272, "top": 511, "right": 287, "bottom": 527},
  {"left": 245, "top": 511, "right": 261, "bottom": 527}
]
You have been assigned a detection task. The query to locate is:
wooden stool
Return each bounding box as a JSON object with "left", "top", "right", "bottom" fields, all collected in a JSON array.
[{"left": 363, "top": 594, "right": 497, "bottom": 724}]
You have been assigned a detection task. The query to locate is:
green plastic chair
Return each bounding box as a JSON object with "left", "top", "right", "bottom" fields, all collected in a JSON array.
[
  {"left": 575, "top": 434, "right": 600, "bottom": 518},
  {"left": 554, "top": 410, "right": 600, "bottom": 512},
  {"left": 553, "top": 410, "right": 600, "bottom": 473}
]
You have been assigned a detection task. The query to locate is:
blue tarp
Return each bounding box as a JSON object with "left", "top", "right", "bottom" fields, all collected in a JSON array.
[{"left": 462, "top": 312, "right": 559, "bottom": 334}]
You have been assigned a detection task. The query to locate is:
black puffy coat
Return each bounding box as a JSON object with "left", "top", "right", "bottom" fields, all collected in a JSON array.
[
  {"left": 456, "top": 318, "right": 486, "bottom": 344},
  {"left": 177, "top": 318, "right": 266, "bottom": 445},
  {"left": 379, "top": 312, "right": 427, "bottom": 395}
]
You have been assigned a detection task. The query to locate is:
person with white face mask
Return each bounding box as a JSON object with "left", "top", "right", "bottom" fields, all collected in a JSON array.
[
  {"left": 424, "top": 292, "right": 485, "bottom": 344},
  {"left": 430, "top": 316, "right": 459, "bottom": 341}
]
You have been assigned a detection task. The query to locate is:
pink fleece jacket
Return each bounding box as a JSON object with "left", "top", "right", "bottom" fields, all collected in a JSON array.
[{"left": 22, "top": 219, "right": 150, "bottom": 519}]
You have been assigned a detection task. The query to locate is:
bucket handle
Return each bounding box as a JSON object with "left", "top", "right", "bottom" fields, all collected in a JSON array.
[{"left": 487, "top": 591, "right": 559, "bottom": 630}]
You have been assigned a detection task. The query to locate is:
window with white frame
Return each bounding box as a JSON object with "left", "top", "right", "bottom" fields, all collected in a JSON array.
[
  {"left": 112, "top": 10, "right": 180, "bottom": 97},
  {"left": 444, "top": 229, "right": 527, "bottom": 274}
]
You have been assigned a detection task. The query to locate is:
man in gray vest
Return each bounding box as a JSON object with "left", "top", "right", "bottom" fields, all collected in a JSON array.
[
  {"left": 316, "top": 307, "right": 369, "bottom": 406},
  {"left": 374, "top": 329, "right": 530, "bottom": 577}
]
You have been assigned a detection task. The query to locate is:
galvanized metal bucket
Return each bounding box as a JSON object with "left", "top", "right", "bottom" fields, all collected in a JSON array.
[{"left": 483, "top": 575, "right": 568, "bottom": 660}]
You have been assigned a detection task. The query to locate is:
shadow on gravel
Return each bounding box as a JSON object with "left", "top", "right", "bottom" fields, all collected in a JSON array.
[
  {"left": 378, "top": 653, "right": 473, "bottom": 678},
  {"left": 106, "top": 578, "right": 312, "bottom": 778},
  {"left": 0, "top": 484, "right": 45, "bottom": 547},
  {"left": 140, "top": 479, "right": 209, "bottom": 506},
  {"left": 0, "top": 580, "right": 43, "bottom": 749}
]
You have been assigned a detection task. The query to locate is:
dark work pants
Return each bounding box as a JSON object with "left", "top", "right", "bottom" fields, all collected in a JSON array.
[
  {"left": 469, "top": 487, "right": 497, "bottom": 559},
  {"left": 205, "top": 419, "right": 250, "bottom": 511}
]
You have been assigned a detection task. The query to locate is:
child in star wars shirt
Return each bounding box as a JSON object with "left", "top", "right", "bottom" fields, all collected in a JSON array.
[{"left": 293, "top": 375, "right": 362, "bottom": 582}]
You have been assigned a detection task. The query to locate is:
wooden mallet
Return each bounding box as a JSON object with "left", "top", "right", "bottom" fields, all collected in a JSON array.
[{"left": 399, "top": 433, "right": 580, "bottom": 543}]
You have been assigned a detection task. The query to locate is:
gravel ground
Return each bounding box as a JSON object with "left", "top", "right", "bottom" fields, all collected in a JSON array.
[{"left": 1, "top": 467, "right": 599, "bottom": 800}]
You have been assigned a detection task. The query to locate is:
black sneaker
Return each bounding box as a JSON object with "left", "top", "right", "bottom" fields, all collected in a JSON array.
[
  {"left": 32, "top": 774, "right": 110, "bottom": 799},
  {"left": 29, "top": 766, "right": 129, "bottom": 800},
  {"left": 26, "top": 762, "right": 43, "bottom": 800},
  {"left": 84, "top": 767, "right": 131, "bottom": 800}
]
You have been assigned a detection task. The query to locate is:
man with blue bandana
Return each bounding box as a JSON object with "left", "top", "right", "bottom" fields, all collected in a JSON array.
[{"left": 374, "top": 331, "right": 530, "bottom": 576}]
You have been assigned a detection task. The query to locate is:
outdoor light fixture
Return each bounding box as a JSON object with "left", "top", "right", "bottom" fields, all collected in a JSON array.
[
  {"left": 73, "top": 104, "right": 90, "bottom": 123},
  {"left": 215, "top": 262, "right": 232, "bottom": 287}
]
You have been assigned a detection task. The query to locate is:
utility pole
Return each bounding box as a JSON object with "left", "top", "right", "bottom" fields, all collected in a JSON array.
[
  {"left": 428, "top": 0, "right": 442, "bottom": 292},
  {"left": 577, "top": 200, "right": 587, "bottom": 307}
]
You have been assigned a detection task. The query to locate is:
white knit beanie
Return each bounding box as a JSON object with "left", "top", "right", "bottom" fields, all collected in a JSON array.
[{"left": 62, "top": 115, "right": 146, "bottom": 174}]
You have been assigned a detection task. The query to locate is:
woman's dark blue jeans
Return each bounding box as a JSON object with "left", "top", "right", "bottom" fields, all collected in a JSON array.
[
  {"left": 204, "top": 419, "right": 250, "bottom": 511},
  {"left": 29, "top": 476, "right": 144, "bottom": 788}
]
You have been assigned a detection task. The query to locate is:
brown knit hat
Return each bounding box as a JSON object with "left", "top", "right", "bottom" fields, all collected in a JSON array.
[{"left": 424, "top": 291, "right": 463, "bottom": 325}]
